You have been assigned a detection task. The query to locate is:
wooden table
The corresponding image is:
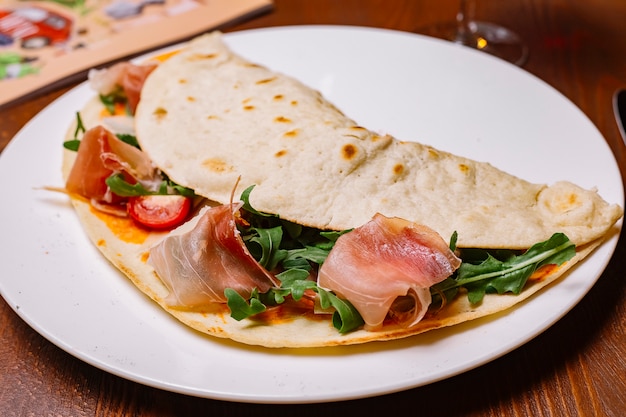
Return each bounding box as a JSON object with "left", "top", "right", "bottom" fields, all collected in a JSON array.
[{"left": 1, "top": 1, "right": 625, "bottom": 415}]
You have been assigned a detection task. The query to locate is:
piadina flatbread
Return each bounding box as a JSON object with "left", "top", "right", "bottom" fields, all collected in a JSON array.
[
  {"left": 61, "top": 32, "right": 622, "bottom": 348},
  {"left": 135, "top": 32, "right": 622, "bottom": 250}
]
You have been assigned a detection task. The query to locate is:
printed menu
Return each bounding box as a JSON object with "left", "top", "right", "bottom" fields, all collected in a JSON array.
[{"left": 0, "top": 0, "right": 273, "bottom": 107}]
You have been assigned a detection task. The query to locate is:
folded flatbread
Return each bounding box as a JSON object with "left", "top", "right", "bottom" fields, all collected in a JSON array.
[
  {"left": 62, "top": 32, "right": 622, "bottom": 348},
  {"left": 135, "top": 32, "right": 622, "bottom": 249}
]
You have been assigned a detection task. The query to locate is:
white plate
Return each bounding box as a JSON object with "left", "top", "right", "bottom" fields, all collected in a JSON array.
[{"left": 0, "top": 26, "right": 623, "bottom": 404}]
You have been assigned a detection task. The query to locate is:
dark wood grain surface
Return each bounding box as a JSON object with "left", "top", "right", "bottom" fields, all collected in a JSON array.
[{"left": 1, "top": 1, "right": 625, "bottom": 415}]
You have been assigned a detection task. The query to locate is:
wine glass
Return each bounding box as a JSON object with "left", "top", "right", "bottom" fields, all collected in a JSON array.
[{"left": 418, "top": 0, "right": 529, "bottom": 67}]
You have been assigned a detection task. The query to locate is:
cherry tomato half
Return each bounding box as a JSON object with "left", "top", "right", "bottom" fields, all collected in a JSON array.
[{"left": 127, "top": 195, "right": 192, "bottom": 230}]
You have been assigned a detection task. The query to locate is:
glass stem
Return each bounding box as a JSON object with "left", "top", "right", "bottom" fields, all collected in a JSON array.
[{"left": 454, "top": 0, "right": 477, "bottom": 47}]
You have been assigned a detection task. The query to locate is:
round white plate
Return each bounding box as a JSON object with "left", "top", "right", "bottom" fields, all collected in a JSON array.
[{"left": 0, "top": 26, "right": 622, "bottom": 404}]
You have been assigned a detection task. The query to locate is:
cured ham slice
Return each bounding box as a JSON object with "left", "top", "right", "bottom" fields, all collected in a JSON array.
[
  {"left": 318, "top": 214, "right": 461, "bottom": 330},
  {"left": 65, "top": 126, "right": 158, "bottom": 203},
  {"left": 149, "top": 203, "right": 280, "bottom": 307},
  {"left": 89, "top": 62, "right": 156, "bottom": 113}
]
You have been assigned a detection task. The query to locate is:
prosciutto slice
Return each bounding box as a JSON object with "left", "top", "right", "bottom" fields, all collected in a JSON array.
[
  {"left": 88, "top": 62, "right": 156, "bottom": 113},
  {"left": 318, "top": 214, "right": 461, "bottom": 330},
  {"left": 65, "top": 126, "right": 158, "bottom": 204},
  {"left": 149, "top": 203, "right": 280, "bottom": 307}
]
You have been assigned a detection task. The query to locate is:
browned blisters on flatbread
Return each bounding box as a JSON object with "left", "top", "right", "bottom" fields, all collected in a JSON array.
[
  {"left": 97, "top": 239, "right": 106, "bottom": 247},
  {"left": 565, "top": 193, "right": 581, "bottom": 207},
  {"left": 274, "top": 116, "right": 291, "bottom": 123},
  {"left": 205, "top": 326, "right": 226, "bottom": 335},
  {"left": 428, "top": 148, "right": 439, "bottom": 159},
  {"left": 393, "top": 163, "right": 405, "bottom": 176},
  {"left": 256, "top": 77, "right": 277, "bottom": 85},
  {"left": 140, "top": 252, "right": 150, "bottom": 263},
  {"left": 207, "top": 115, "right": 219, "bottom": 120},
  {"left": 187, "top": 96, "right": 196, "bottom": 102},
  {"left": 342, "top": 144, "right": 358, "bottom": 160},
  {"left": 203, "top": 158, "right": 232, "bottom": 173},
  {"left": 275, "top": 149, "right": 287, "bottom": 157},
  {"left": 459, "top": 163, "right": 470, "bottom": 174},
  {"left": 545, "top": 191, "right": 584, "bottom": 213},
  {"left": 283, "top": 129, "right": 299, "bottom": 138},
  {"left": 350, "top": 126, "right": 367, "bottom": 131},
  {"left": 273, "top": 94, "right": 284, "bottom": 101},
  {"left": 178, "top": 78, "right": 187, "bottom": 84},
  {"left": 153, "top": 107, "right": 167, "bottom": 120},
  {"left": 291, "top": 100, "right": 298, "bottom": 106},
  {"left": 243, "top": 105, "right": 255, "bottom": 111}
]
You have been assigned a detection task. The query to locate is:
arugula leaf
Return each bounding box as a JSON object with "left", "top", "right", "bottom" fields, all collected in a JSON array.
[
  {"left": 63, "top": 139, "right": 81, "bottom": 152},
  {"left": 434, "top": 233, "right": 576, "bottom": 305},
  {"left": 225, "top": 288, "right": 266, "bottom": 320},
  {"left": 99, "top": 88, "right": 128, "bottom": 115},
  {"left": 116, "top": 133, "right": 140, "bottom": 148},
  {"left": 317, "top": 288, "right": 365, "bottom": 333},
  {"left": 63, "top": 112, "right": 86, "bottom": 151},
  {"left": 278, "top": 272, "right": 318, "bottom": 300},
  {"left": 248, "top": 226, "right": 288, "bottom": 271},
  {"left": 284, "top": 246, "right": 331, "bottom": 266},
  {"left": 105, "top": 173, "right": 154, "bottom": 197},
  {"left": 240, "top": 185, "right": 274, "bottom": 217},
  {"left": 166, "top": 181, "right": 196, "bottom": 198},
  {"left": 449, "top": 230, "right": 458, "bottom": 251},
  {"left": 105, "top": 173, "right": 195, "bottom": 198},
  {"left": 430, "top": 277, "right": 460, "bottom": 305}
]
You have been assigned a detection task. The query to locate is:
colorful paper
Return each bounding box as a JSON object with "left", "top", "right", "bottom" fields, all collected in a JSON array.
[{"left": 0, "top": 0, "right": 272, "bottom": 107}]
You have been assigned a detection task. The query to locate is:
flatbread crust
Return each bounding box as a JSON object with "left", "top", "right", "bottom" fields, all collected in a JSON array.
[
  {"left": 135, "top": 32, "right": 622, "bottom": 249},
  {"left": 63, "top": 98, "right": 606, "bottom": 348}
]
